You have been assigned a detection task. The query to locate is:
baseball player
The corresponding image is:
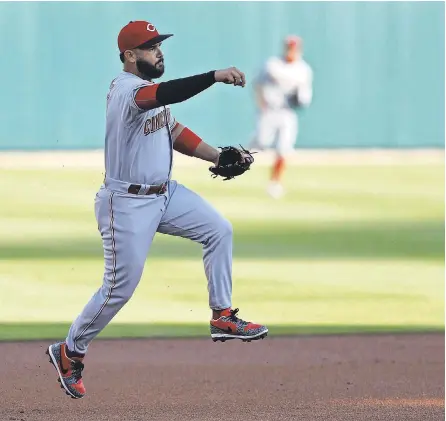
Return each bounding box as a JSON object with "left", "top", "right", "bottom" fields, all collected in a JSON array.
[
  {"left": 250, "top": 35, "right": 313, "bottom": 198},
  {"left": 45, "top": 20, "right": 268, "bottom": 399}
]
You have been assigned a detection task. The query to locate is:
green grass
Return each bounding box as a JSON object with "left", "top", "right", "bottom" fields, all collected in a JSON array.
[
  {"left": 0, "top": 161, "right": 444, "bottom": 341},
  {"left": 0, "top": 323, "right": 442, "bottom": 341}
]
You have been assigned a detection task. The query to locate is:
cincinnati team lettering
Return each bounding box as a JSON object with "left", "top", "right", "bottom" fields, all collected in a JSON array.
[{"left": 144, "top": 109, "right": 171, "bottom": 135}]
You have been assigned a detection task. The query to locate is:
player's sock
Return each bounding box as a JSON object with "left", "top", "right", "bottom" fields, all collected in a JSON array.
[
  {"left": 66, "top": 347, "right": 85, "bottom": 359},
  {"left": 212, "top": 308, "right": 230, "bottom": 320},
  {"left": 271, "top": 156, "right": 285, "bottom": 182}
]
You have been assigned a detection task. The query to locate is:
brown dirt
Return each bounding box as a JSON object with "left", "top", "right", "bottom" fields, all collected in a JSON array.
[{"left": 1, "top": 334, "right": 444, "bottom": 421}]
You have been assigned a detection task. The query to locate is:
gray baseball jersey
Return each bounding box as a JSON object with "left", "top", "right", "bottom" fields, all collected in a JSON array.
[
  {"left": 256, "top": 57, "right": 313, "bottom": 110},
  {"left": 105, "top": 71, "right": 177, "bottom": 185},
  {"left": 65, "top": 71, "right": 233, "bottom": 354},
  {"left": 250, "top": 57, "right": 313, "bottom": 155}
]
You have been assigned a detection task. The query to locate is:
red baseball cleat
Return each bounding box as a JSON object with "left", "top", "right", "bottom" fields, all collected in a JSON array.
[
  {"left": 210, "top": 308, "right": 268, "bottom": 342},
  {"left": 46, "top": 342, "right": 86, "bottom": 399}
]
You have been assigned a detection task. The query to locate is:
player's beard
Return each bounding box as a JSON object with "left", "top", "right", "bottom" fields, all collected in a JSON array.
[{"left": 136, "top": 59, "right": 165, "bottom": 80}]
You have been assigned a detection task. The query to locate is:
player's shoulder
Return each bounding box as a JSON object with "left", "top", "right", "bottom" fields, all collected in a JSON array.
[
  {"left": 112, "top": 72, "right": 152, "bottom": 90},
  {"left": 300, "top": 59, "right": 313, "bottom": 73},
  {"left": 265, "top": 56, "right": 281, "bottom": 67},
  {"left": 263, "top": 56, "right": 285, "bottom": 74}
]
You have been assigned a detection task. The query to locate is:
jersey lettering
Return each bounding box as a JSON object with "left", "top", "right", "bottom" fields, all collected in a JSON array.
[{"left": 143, "top": 108, "right": 171, "bottom": 135}]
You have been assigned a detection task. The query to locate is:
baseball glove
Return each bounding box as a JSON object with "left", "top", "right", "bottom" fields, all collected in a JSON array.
[
  {"left": 288, "top": 90, "right": 300, "bottom": 109},
  {"left": 209, "top": 145, "right": 255, "bottom": 180}
]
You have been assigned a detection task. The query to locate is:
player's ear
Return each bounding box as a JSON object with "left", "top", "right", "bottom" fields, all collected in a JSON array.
[{"left": 124, "top": 50, "right": 137, "bottom": 63}]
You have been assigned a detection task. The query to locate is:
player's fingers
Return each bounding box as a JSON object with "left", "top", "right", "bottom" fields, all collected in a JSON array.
[
  {"left": 232, "top": 68, "right": 246, "bottom": 87},
  {"left": 231, "top": 72, "right": 239, "bottom": 85},
  {"left": 231, "top": 69, "right": 243, "bottom": 86},
  {"left": 223, "top": 70, "right": 235, "bottom": 84},
  {"left": 239, "top": 150, "right": 253, "bottom": 164},
  {"left": 233, "top": 68, "right": 244, "bottom": 85},
  {"left": 243, "top": 154, "right": 254, "bottom": 164},
  {"left": 239, "top": 71, "right": 246, "bottom": 87},
  {"left": 228, "top": 78, "right": 237, "bottom": 85}
]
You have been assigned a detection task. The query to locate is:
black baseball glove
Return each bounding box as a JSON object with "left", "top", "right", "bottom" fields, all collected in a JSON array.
[
  {"left": 288, "top": 90, "right": 301, "bottom": 109},
  {"left": 209, "top": 145, "right": 255, "bottom": 180}
]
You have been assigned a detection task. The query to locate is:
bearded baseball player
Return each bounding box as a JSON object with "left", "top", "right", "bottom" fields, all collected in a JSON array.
[
  {"left": 46, "top": 20, "right": 268, "bottom": 399},
  {"left": 250, "top": 35, "right": 313, "bottom": 198}
]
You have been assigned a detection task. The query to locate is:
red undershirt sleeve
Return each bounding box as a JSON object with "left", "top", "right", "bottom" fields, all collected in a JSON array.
[
  {"left": 173, "top": 127, "right": 202, "bottom": 156},
  {"left": 134, "top": 84, "right": 161, "bottom": 110}
]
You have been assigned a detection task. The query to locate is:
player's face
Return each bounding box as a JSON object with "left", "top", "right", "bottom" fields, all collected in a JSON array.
[
  {"left": 284, "top": 37, "right": 303, "bottom": 62},
  {"left": 135, "top": 43, "right": 165, "bottom": 80},
  {"left": 284, "top": 45, "right": 301, "bottom": 62}
]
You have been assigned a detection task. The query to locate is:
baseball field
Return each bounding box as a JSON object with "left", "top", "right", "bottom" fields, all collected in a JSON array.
[{"left": 0, "top": 150, "right": 444, "bottom": 420}]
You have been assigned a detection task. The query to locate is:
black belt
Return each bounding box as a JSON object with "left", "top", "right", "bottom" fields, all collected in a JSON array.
[{"left": 127, "top": 183, "right": 167, "bottom": 195}]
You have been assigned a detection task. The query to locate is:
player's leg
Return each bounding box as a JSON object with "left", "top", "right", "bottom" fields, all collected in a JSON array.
[
  {"left": 158, "top": 181, "right": 232, "bottom": 310},
  {"left": 67, "top": 189, "right": 164, "bottom": 352},
  {"left": 268, "top": 111, "right": 298, "bottom": 199},
  {"left": 249, "top": 110, "right": 278, "bottom": 152},
  {"left": 47, "top": 187, "right": 164, "bottom": 398},
  {"left": 157, "top": 181, "right": 268, "bottom": 342}
]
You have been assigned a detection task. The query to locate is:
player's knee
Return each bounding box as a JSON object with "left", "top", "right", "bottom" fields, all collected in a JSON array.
[
  {"left": 214, "top": 217, "right": 233, "bottom": 240},
  {"left": 103, "top": 262, "right": 144, "bottom": 304},
  {"left": 113, "top": 290, "right": 132, "bottom": 305},
  {"left": 112, "top": 279, "right": 140, "bottom": 304}
]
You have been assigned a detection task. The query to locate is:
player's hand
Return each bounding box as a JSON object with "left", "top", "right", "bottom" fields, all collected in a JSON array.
[{"left": 214, "top": 67, "right": 246, "bottom": 87}]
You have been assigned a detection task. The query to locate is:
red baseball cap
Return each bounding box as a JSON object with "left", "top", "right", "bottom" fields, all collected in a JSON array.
[
  {"left": 285, "top": 35, "right": 302, "bottom": 48},
  {"left": 118, "top": 21, "right": 173, "bottom": 54}
]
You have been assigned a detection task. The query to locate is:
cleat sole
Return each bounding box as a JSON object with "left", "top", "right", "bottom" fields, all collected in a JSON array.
[{"left": 211, "top": 330, "right": 268, "bottom": 342}]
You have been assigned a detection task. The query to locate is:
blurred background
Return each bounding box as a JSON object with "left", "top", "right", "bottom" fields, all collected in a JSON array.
[{"left": 0, "top": 1, "right": 444, "bottom": 340}]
